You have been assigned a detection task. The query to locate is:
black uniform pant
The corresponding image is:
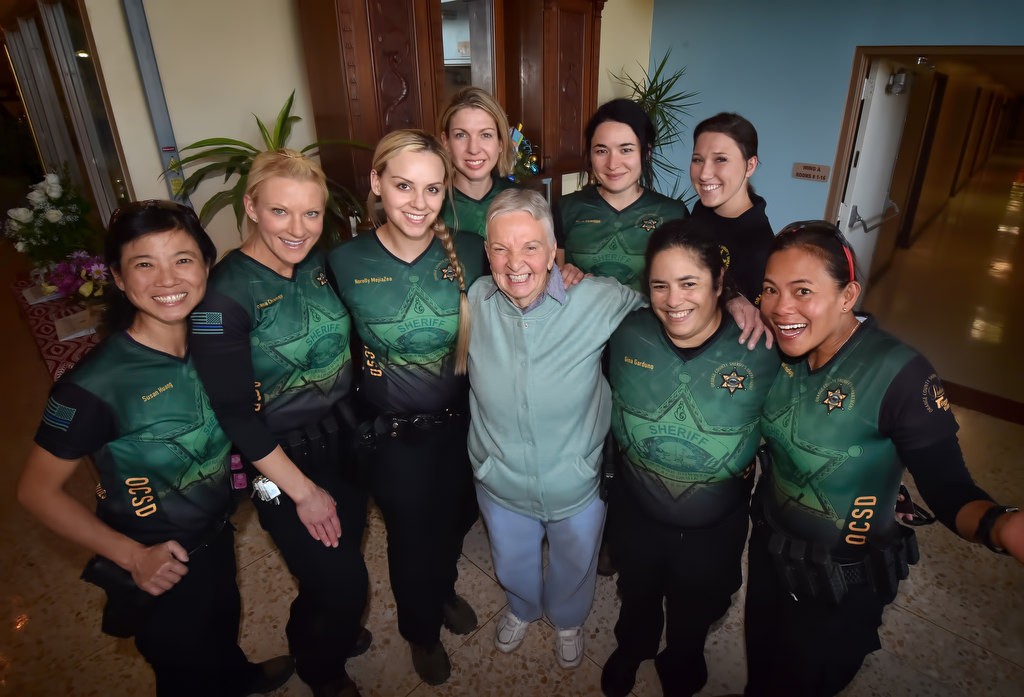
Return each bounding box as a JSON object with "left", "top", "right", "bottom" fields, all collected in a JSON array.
[
  {"left": 252, "top": 433, "right": 369, "bottom": 687},
  {"left": 607, "top": 483, "right": 748, "bottom": 697},
  {"left": 743, "top": 516, "right": 886, "bottom": 697},
  {"left": 134, "top": 524, "right": 258, "bottom": 697},
  {"left": 364, "top": 417, "right": 476, "bottom": 646}
]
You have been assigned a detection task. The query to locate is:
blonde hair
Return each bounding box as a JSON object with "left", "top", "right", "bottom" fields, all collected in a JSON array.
[
  {"left": 245, "top": 148, "right": 328, "bottom": 239},
  {"left": 439, "top": 86, "right": 517, "bottom": 178},
  {"left": 368, "top": 129, "right": 472, "bottom": 375}
]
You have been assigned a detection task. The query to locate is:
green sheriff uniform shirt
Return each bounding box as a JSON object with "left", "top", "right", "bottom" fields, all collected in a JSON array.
[
  {"left": 189, "top": 249, "right": 353, "bottom": 463},
  {"left": 328, "top": 230, "right": 485, "bottom": 414},
  {"left": 610, "top": 311, "right": 780, "bottom": 527},
  {"left": 760, "top": 316, "right": 959, "bottom": 554},
  {"left": 555, "top": 186, "right": 689, "bottom": 290},
  {"left": 34, "top": 332, "right": 232, "bottom": 546},
  {"left": 441, "top": 176, "right": 517, "bottom": 240}
]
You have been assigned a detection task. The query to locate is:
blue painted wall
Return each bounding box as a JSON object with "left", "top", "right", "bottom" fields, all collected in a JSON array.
[{"left": 649, "top": 0, "right": 1024, "bottom": 230}]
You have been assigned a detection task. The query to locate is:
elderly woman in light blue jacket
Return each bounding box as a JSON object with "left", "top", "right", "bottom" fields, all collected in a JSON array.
[{"left": 467, "top": 188, "right": 644, "bottom": 670}]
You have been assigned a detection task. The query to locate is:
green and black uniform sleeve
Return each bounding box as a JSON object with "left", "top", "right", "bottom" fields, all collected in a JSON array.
[
  {"left": 34, "top": 333, "right": 233, "bottom": 546},
  {"left": 190, "top": 250, "right": 354, "bottom": 462},
  {"left": 759, "top": 317, "right": 970, "bottom": 554}
]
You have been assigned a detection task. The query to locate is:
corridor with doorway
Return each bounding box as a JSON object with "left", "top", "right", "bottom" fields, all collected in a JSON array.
[{"left": 863, "top": 142, "right": 1024, "bottom": 413}]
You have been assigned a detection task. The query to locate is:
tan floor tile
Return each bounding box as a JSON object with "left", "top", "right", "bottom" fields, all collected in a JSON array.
[
  {"left": 1, "top": 578, "right": 115, "bottom": 693},
  {"left": 409, "top": 612, "right": 605, "bottom": 697},
  {"left": 237, "top": 549, "right": 298, "bottom": 658},
  {"left": 233, "top": 497, "right": 278, "bottom": 570},
  {"left": 839, "top": 647, "right": 968, "bottom": 697},
  {"left": 461, "top": 517, "right": 497, "bottom": 581},
  {"left": 55, "top": 640, "right": 155, "bottom": 697},
  {"left": 879, "top": 604, "right": 1024, "bottom": 696},
  {"left": 893, "top": 521, "right": 1024, "bottom": 666}
]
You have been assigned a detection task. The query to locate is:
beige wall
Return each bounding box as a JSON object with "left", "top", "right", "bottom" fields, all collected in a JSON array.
[
  {"left": 83, "top": 0, "right": 316, "bottom": 253},
  {"left": 85, "top": 0, "right": 652, "bottom": 244},
  {"left": 597, "top": 0, "right": 654, "bottom": 104},
  {"left": 558, "top": 0, "right": 654, "bottom": 195}
]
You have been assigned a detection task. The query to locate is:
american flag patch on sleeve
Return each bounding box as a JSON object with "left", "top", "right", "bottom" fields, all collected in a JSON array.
[
  {"left": 42, "top": 397, "right": 77, "bottom": 431},
  {"left": 190, "top": 311, "right": 224, "bottom": 335}
]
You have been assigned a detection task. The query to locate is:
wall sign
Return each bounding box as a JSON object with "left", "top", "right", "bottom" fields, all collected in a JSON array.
[{"left": 792, "top": 163, "right": 830, "bottom": 182}]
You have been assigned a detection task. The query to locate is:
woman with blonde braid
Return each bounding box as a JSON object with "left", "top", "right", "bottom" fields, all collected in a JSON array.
[{"left": 327, "top": 129, "right": 485, "bottom": 686}]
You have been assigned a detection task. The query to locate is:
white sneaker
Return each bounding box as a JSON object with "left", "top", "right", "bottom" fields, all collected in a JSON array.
[
  {"left": 555, "top": 626, "right": 584, "bottom": 669},
  {"left": 495, "top": 609, "right": 529, "bottom": 653}
]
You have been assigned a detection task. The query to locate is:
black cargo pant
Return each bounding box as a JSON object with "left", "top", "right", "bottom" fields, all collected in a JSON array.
[
  {"left": 743, "top": 514, "right": 886, "bottom": 697},
  {"left": 134, "top": 524, "right": 259, "bottom": 697},
  {"left": 607, "top": 482, "right": 748, "bottom": 696},
  {"left": 250, "top": 417, "right": 369, "bottom": 687},
  {"left": 362, "top": 414, "right": 476, "bottom": 646}
]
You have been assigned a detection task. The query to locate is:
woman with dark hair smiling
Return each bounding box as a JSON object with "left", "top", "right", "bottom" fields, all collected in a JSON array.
[
  {"left": 18, "top": 201, "right": 293, "bottom": 697},
  {"left": 689, "top": 112, "right": 774, "bottom": 348},
  {"left": 556, "top": 98, "right": 689, "bottom": 291},
  {"left": 601, "top": 218, "right": 779, "bottom": 697},
  {"left": 745, "top": 220, "right": 1023, "bottom": 696}
]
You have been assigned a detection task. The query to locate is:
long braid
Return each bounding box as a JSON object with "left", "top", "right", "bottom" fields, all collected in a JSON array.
[{"left": 433, "top": 221, "right": 471, "bottom": 375}]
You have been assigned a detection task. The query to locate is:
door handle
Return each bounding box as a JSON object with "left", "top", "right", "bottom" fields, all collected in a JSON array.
[{"left": 848, "top": 199, "right": 900, "bottom": 234}]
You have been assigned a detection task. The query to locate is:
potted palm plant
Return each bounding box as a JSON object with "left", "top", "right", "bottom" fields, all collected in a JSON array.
[
  {"left": 172, "top": 91, "right": 367, "bottom": 240},
  {"left": 612, "top": 49, "right": 699, "bottom": 201}
]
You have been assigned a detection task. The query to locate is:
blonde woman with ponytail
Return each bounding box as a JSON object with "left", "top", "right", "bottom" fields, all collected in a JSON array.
[
  {"left": 326, "top": 129, "right": 484, "bottom": 686},
  {"left": 190, "top": 149, "right": 370, "bottom": 697}
]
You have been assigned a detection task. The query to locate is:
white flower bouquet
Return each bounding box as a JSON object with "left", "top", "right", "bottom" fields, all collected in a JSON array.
[{"left": 4, "top": 171, "right": 97, "bottom": 267}]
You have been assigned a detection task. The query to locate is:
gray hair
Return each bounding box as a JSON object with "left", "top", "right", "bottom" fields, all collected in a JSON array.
[{"left": 485, "top": 188, "right": 556, "bottom": 247}]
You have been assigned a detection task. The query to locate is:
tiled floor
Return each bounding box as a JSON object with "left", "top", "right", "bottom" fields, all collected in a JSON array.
[{"left": 2, "top": 145, "right": 1023, "bottom": 696}]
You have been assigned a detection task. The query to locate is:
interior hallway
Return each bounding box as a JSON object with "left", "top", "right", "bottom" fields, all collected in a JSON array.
[
  {"left": 863, "top": 142, "right": 1024, "bottom": 414},
  {"left": 1, "top": 160, "right": 1023, "bottom": 694}
]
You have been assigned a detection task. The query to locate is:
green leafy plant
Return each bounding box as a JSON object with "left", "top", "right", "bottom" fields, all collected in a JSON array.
[
  {"left": 612, "top": 49, "right": 699, "bottom": 201},
  {"left": 172, "top": 91, "right": 367, "bottom": 238}
]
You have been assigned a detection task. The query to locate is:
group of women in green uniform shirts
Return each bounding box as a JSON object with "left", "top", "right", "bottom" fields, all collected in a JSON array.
[{"left": 17, "top": 83, "right": 1023, "bottom": 697}]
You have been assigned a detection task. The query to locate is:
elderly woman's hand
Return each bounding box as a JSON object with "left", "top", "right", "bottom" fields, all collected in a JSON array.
[
  {"left": 561, "top": 263, "right": 588, "bottom": 288},
  {"left": 727, "top": 295, "right": 773, "bottom": 350}
]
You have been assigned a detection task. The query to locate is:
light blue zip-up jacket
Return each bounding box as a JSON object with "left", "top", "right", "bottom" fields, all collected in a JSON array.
[{"left": 467, "top": 271, "right": 645, "bottom": 521}]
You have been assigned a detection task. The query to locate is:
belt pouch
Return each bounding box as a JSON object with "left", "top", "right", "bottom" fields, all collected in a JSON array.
[
  {"left": 811, "top": 544, "right": 848, "bottom": 605},
  {"left": 81, "top": 555, "right": 157, "bottom": 638}
]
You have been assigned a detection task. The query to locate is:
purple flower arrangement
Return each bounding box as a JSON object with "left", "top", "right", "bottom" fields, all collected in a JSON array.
[{"left": 42, "top": 250, "right": 109, "bottom": 300}]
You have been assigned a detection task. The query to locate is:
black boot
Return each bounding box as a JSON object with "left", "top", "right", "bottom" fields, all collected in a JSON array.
[
  {"left": 410, "top": 641, "right": 451, "bottom": 685},
  {"left": 243, "top": 655, "right": 295, "bottom": 695}
]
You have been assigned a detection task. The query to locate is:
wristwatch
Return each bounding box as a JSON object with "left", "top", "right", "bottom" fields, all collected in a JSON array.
[{"left": 976, "top": 504, "right": 1019, "bottom": 554}]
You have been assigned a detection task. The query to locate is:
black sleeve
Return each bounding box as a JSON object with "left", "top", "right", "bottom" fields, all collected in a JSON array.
[
  {"left": 552, "top": 197, "right": 567, "bottom": 248},
  {"left": 189, "top": 290, "right": 278, "bottom": 462},
  {"left": 879, "top": 354, "right": 959, "bottom": 451},
  {"left": 34, "top": 381, "right": 117, "bottom": 460},
  {"left": 902, "top": 435, "right": 992, "bottom": 533},
  {"left": 745, "top": 229, "right": 772, "bottom": 304}
]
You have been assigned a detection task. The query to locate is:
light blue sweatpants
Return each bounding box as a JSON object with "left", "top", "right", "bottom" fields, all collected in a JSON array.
[{"left": 475, "top": 484, "right": 606, "bottom": 629}]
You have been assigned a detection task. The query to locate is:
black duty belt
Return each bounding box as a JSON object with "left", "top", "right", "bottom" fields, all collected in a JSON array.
[{"left": 365, "top": 409, "right": 465, "bottom": 441}]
